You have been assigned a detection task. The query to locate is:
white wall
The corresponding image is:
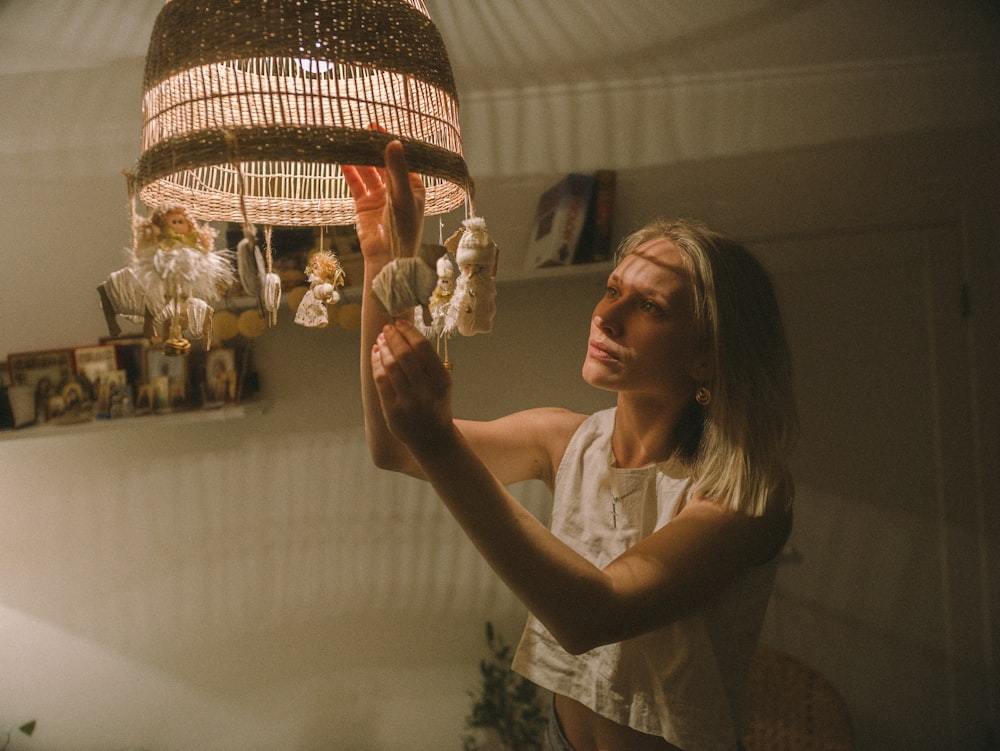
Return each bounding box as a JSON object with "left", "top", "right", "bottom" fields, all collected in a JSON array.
[{"left": 2, "top": 27, "right": 999, "bottom": 751}]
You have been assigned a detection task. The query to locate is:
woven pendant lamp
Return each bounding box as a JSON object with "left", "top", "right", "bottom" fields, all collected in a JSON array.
[{"left": 132, "top": 0, "right": 469, "bottom": 227}]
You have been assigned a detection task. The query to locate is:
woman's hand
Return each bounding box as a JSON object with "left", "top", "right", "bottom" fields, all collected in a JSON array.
[
  {"left": 371, "top": 318, "right": 455, "bottom": 449},
  {"left": 342, "top": 140, "right": 426, "bottom": 263}
]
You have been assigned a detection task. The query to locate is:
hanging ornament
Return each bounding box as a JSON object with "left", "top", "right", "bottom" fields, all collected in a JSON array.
[
  {"left": 371, "top": 252, "right": 439, "bottom": 318},
  {"left": 450, "top": 216, "right": 498, "bottom": 336},
  {"left": 416, "top": 252, "right": 458, "bottom": 367},
  {"left": 294, "top": 250, "right": 346, "bottom": 328},
  {"left": 99, "top": 202, "right": 235, "bottom": 354},
  {"left": 236, "top": 231, "right": 266, "bottom": 305}
]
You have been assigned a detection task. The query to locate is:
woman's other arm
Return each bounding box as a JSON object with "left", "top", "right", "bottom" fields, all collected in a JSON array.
[{"left": 372, "top": 319, "right": 792, "bottom": 654}]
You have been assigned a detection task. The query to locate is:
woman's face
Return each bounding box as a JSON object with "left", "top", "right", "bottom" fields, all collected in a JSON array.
[{"left": 582, "top": 238, "right": 710, "bottom": 400}]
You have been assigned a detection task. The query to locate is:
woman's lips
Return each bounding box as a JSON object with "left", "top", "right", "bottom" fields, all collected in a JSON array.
[{"left": 588, "top": 340, "right": 620, "bottom": 362}]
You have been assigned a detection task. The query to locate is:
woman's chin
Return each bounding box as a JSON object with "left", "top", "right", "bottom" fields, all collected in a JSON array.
[{"left": 581, "top": 361, "right": 619, "bottom": 391}]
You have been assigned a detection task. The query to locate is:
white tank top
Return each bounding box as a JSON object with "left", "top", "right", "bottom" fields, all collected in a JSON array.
[{"left": 512, "top": 408, "right": 777, "bottom": 750}]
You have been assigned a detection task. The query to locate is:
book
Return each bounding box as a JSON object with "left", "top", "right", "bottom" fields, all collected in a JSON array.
[
  {"left": 575, "top": 169, "right": 616, "bottom": 264},
  {"left": 523, "top": 173, "right": 596, "bottom": 271}
]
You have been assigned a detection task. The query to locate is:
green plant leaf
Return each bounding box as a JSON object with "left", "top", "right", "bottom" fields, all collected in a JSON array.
[{"left": 463, "top": 622, "right": 546, "bottom": 750}]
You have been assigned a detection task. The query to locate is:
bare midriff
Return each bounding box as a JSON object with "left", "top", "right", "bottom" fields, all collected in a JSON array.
[{"left": 553, "top": 693, "right": 683, "bottom": 751}]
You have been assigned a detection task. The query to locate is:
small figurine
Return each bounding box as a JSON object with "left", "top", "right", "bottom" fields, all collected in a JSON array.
[
  {"left": 416, "top": 253, "right": 458, "bottom": 366},
  {"left": 294, "top": 250, "right": 346, "bottom": 328}
]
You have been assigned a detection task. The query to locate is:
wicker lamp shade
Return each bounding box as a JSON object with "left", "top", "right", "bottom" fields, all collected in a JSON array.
[{"left": 133, "top": 0, "right": 469, "bottom": 226}]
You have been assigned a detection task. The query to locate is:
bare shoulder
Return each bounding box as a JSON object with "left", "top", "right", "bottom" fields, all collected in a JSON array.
[
  {"left": 504, "top": 406, "right": 589, "bottom": 435},
  {"left": 457, "top": 407, "right": 588, "bottom": 487}
]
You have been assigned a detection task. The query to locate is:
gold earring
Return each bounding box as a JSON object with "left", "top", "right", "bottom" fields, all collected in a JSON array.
[{"left": 695, "top": 386, "right": 712, "bottom": 406}]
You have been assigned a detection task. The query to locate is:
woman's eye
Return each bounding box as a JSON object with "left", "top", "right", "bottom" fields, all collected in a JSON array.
[
  {"left": 605, "top": 286, "right": 619, "bottom": 298},
  {"left": 641, "top": 300, "right": 664, "bottom": 315}
]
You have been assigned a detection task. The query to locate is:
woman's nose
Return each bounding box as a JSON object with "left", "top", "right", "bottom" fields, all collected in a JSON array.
[{"left": 593, "top": 300, "right": 621, "bottom": 336}]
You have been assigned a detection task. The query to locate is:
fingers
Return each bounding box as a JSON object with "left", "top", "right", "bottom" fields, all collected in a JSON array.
[
  {"left": 374, "top": 320, "right": 447, "bottom": 387},
  {"left": 371, "top": 319, "right": 453, "bottom": 444},
  {"left": 390, "top": 317, "right": 430, "bottom": 349},
  {"left": 341, "top": 164, "right": 366, "bottom": 200},
  {"left": 374, "top": 319, "right": 420, "bottom": 380},
  {"left": 384, "top": 141, "right": 426, "bottom": 253},
  {"left": 371, "top": 324, "right": 417, "bottom": 418},
  {"left": 343, "top": 141, "right": 425, "bottom": 257},
  {"left": 342, "top": 163, "right": 383, "bottom": 201}
]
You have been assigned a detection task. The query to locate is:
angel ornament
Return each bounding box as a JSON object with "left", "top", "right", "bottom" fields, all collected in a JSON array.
[
  {"left": 449, "top": 216, "right": 498, "bottom": 336},
  {"left": 294, "top": 250, "right": 346, "bottom": 328},
  {"left": 99, "top": 204, "right": 234, "bottom": 355}
]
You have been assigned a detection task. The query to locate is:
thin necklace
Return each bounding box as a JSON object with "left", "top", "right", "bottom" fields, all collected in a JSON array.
[{"left": 610, "top": 474, "right": 642, "bottom": 529}]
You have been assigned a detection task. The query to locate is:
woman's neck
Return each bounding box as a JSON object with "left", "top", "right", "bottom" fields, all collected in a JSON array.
[{"left": 611, "top": 395, "right": 686, "bottom": 468}]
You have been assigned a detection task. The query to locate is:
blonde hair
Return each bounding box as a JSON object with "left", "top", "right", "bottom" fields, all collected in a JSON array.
[
  {"left": 616, "top": 218, "right": 798, "bottom": 516},
  {"left": 135, "top": 203, "right": 217, "bottom": 254}
]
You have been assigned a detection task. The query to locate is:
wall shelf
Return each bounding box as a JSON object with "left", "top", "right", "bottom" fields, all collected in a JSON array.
[{"left": 0, "top": 401, "right": 265, "bottom": 442}]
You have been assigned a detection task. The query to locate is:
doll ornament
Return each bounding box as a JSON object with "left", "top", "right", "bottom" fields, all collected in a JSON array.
[
  {"left": 99, "top": 204, "right": 235, "bottom": 354},
  {"left": 449, "top": 216, "right": 498, "bottom": 336},
  {"left": 415, "top": 253, "right": 458, "bottom": 365},
  {"left": 294, "top": 250, "right": 346, "bottom": 328}
]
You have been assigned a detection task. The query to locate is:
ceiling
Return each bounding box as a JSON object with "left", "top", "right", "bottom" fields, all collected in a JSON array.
[
  {"left": 0, "top": 0, "right": 997, "bottom": 179},
  {"left": 430, "top": 0, "right": 1000, "bottom": 93},
  {"left": 0, "top": 0, "right": 996, "bottom": 93}
]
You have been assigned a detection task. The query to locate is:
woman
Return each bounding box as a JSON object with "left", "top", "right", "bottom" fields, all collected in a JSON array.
[{"left": 344, "top": 142, "right": 797, "bottom": 751}]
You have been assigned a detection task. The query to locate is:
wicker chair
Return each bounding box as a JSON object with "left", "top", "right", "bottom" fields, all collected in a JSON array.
[{"left": 742, "top": 645, "right": 855, "bottom": 751}]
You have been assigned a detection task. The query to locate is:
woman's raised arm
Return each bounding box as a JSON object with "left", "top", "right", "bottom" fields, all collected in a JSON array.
[
  {"left": 344, "top": 142, "right": 579, "bottom": 487},
  {"left": 343, "top": 141, "right": 425, "bottom": 476}
]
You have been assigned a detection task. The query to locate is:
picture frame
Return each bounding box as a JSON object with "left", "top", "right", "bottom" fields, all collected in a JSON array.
[
  {"left": 95, "top": 369, "right": 129, "bottom": 419},
  {"left": 7, "top": 348, "right": 74, "bottom": 389},
  {"left": 74, "top": 344, "right": 117, "bottom": 386},
  {"left": 102, "top": 336, "right": 149, "bottom": 392},
  {"left": 0, "top": 361, "right": 13, "bottom": 429},
  {"left": 6, "top": 349, "right": 74, "bottom": 424},
  {"left": 204, "top": 348, "right": 237, "bottom": 404},
  {"left": 135, "top": 382, "right": 156, "bottom": 414},
  {"left": 145, "top": 347, "right": 188, "bottom": 410},
  {"left": 150, "top": 375, "right": 171, "bottom": 412}
]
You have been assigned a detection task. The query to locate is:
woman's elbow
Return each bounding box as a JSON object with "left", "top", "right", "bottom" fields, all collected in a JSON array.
[
  {"left": 367, "top": 441, "right": 425, "bottom": 479},
  {"left": 369, "top": 445, "right": 401, "bottom": 472},
  {"left": 548, "top": 599, "right": 674, "bottom": 655},
  {"left": 558, "top": 634, "right": 599, "bottom": 656}
]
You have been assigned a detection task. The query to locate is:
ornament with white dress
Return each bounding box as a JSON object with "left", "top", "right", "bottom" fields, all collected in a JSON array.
[{"left": 98, "top": 204, "right": 235, "bottom": 355}]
